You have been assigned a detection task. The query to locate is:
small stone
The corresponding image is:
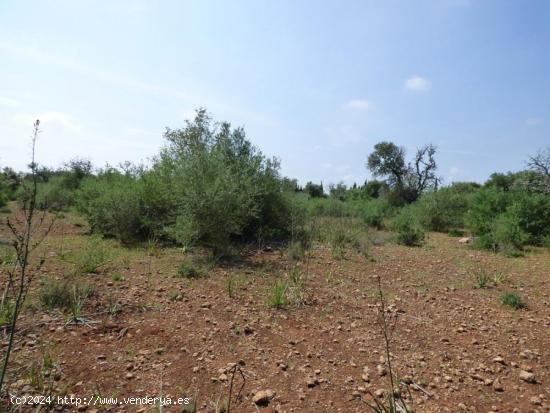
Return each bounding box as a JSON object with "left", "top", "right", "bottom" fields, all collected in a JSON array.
[
  {"left": 492, "top": 379, "right": 504, "bottom": 392},
  {"left": 493, "top": 356, "right": 505, "bottom": 365},
  {"left": 253, "top": 389, "right": 274, "bottom": 406},
  {"left": 306, "top": 377, "right": 319, "bottom": 388},
  {"left": 374, "top": 389, "right": 385, "bottom": 398},
  {"left": 125, "top": 372, "right": 134, "bottom": 380},
  {"left": 530, "top": 396, "right": 542, "bottom": 406},
  {"left": 519, "top": 370, "right": 536, "bottom": 383},
  {"left": 377, "top": 364, "right": 387, "bottom": 377}
]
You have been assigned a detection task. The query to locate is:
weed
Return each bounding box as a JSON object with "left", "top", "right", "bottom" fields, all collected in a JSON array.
[
  {"left": 268, "top": 279, "right": 287, "bottom": 309},
  {"left": 65, "top": 236, "right": 114, "bottom": 274},
  {"left": 227, "top": 274, "right": 241, "bottom": 299},
  {"left": 169, "top": 291, "right": 183, "bottom": 301},
  {"left": 107, "top": 294, "right": 122, "bottom": 316},
  {"left": 473, "top": 267, "right": 490, "bottom": 289},
  {"left": 40, "top": 277, "right": 94, "bottom": 312},
  {"left": 0, "top": 298, "right": 15, "bottom": 328},
  {"left": 287, "top": 240, "right": 306, "bottom": 261},
  {"left": 492, "top": 271, "right": 506, "bottom": 286},
  {"left": 287, "top": 265, "right": 306, "bottom": 305},
  {"left": 500, "top": 292, "right": 526, "bottom": 310},
  {"left": 112, "top": 273, "right": 125, "bottom": 282}
]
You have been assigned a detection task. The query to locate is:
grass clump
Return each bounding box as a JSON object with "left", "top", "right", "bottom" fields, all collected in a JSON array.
[
  {"left": 65, "top": 236, "right": 114, "bottom": 274},
  {"left": 40, "top": 277, "right": 94, "bottom": 312},
  {"left": 500, "top": 292, "right": 526, "bottom": 310},
  {"left": 268, "top": 279, "right": 287, "bottom": 309},
  {"left": 473, "top": 267, "right": 490, "bottom": 289}
]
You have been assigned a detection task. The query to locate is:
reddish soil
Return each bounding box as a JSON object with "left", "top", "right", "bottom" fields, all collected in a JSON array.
[{"left": 1, "top": 213, "right": 549, "bottom": 412}]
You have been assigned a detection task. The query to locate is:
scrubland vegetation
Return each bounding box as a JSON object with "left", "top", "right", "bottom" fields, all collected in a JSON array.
[{"left": 1, "top": 113, "right": 549, "bottom": 411}]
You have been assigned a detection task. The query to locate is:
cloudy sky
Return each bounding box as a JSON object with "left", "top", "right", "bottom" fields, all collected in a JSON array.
[{"left": 0, "top": 0, "right": 548, "bottom": 185}]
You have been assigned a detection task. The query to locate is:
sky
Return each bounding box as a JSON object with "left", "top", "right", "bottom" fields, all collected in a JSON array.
[{"left": 0, "top": 0, "right": 549, "bottom": 186}]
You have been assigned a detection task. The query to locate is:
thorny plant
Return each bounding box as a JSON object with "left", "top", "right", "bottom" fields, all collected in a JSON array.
[
  {"left": 225, "top": 363, "right": 246, "bottom": 413},
  {"left": 0, "top": 120, "right": 56, "bottom": 399},
  {"left": 364, "top": 275, "right": 416, "bottom": 413}
]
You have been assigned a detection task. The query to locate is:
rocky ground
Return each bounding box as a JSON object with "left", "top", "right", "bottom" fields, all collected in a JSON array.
[{"left": 1, "top": 213, "right": 549, "bottom": 412}]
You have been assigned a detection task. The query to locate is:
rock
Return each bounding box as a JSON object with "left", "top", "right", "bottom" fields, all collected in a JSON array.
[
  {"left": 306, "top": 377, "right": 319, "bottom": 388},
  {"left": 493, "top": 356, "right": 505, "bottom": 365},
  {"left": 458, "top": 237, "right": 471, "bottom": 244},
  {"left": 492, "top": 379, "right": 504, "bottom": 392},
  {"left": 253, "top": 389, "right": 274, "bottom": 406},
  {"left": 377, "top": 364, "right": 387, "bottom": 377},
  {"left": 530, "top": 396, "right": 542, "bottom": 406},
  {"left": 374, "top": 389, "right": 385, "bottom": 398},
  {"left": 519, "top": 370, "right": 536, "bottom": 383}
]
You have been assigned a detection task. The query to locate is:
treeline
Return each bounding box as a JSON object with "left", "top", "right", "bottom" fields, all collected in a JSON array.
[{"left": 1, "top": 110, "right": 549, "bottom": 256}]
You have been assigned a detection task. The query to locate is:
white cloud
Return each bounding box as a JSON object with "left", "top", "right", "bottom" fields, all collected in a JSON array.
[
  {"left": 525, "top": 117, "right": 544, "bottom": 127},
  {"left": 0, "top": 97, "right": 20, "bottom": 107},
  {"left": 405, "top": 76, "right": 431, "bottom": 92},
  {"left": 343, "top": 99, "right": 372, "bottom": 111},
  {"left": 449, "top": 166, "right": 460, "bottom": 176}
]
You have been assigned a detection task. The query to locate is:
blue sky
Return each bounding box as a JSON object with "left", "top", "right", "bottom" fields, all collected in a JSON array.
[{"left": 0, "top": 0, "right": 548, "bottom": 186}]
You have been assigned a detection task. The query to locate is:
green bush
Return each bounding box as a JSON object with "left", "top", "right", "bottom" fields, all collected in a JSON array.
[
  {"left": 176, "top": 261, "right": 201, "bottom": 279},
  {"left": 466, "top": 188, "right": 511, "bottom": 239},
  {"left": 500, "top": 292, "right": 526, "bottom": 310},
  {"left": 414, "top": 187, "right": 471, "bottom": 232},
  {"left": 162, "top": 110, "right": 290, "bottom": 256},
  {"left": 307, "top": 197, "right": 352, "bottom": 218},
  {"left": 391, "top": 208, "right": 425, "bottom": 247},
  {"left": 354, "top": 198, "right": 393, "bottom": 229},
  {"left": 466, "top": 188, "right": 550, "bottom": 252}
]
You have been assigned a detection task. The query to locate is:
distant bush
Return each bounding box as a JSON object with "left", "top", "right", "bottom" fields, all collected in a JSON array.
[
  {"left": 413, "top": 187, "right": 471, "bottom": 232},
  {"left": 77, "top": 170, "right": 147, "bottom": 243},
  {"left": 307, "top": 197, "right": 352, "bottom": 218},
  {"left": 391, "top": 208, "right": 425, "bottom": 247},
  {"left": 466, "top": 187, "right": 550, "bottom": 252},
  {"left": 354, "top": 198, "right": 393, "bottom": 229}
]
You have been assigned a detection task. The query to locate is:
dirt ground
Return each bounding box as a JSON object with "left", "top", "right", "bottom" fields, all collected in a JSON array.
[{"left": 1, "top": 212, "right": 549, "bottom": 413}]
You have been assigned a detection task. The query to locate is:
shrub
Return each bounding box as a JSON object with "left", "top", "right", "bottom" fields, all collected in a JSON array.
[
  {"left": 492, "top": 211, "right": 529, "bottom": 254},
  {"left": 466, "top": 188, "right": 511, "bottom": 239},
  {"left": 500, "top": 292, "right": 526, "bottom": 310},
  {"left": 76, "top": 171, "right": 146, "bottom": 243},
  {"left": 307, "top": 197, "right": 352, "bottom": 218},
  {"left": 355, "top": 198, "right": 393, "bottom": 229},
  {"left": 414, "top": 187, "right": 471, "bottom": 232},
  {"left": 176, "top": 260, "right": 201, "bottom": 279},
  {"left": 391, "top": 208, "right": 425, "bottom": 247},
  {"left": 35, "top": 176, "right": 75, "bottom": 211},
  {"left": 163, "top": 110, "right": 290, "bottom": 256}
]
